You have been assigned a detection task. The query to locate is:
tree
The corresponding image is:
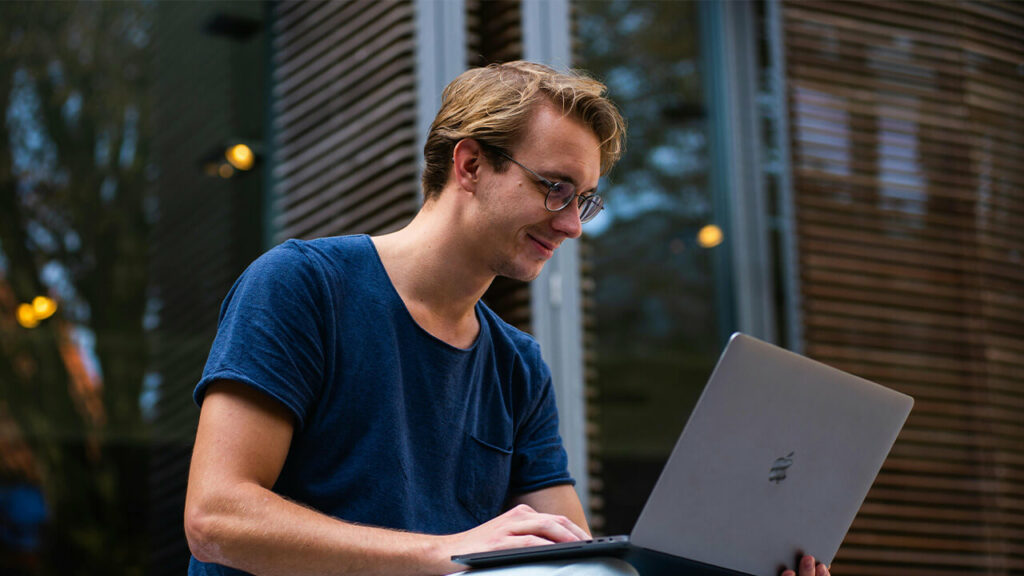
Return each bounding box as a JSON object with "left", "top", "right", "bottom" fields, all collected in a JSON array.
[{"left": 0, "top": 2, "right": 153, "bottom": 574}]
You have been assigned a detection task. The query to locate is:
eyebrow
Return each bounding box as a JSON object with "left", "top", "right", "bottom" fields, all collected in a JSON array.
[
  {"left": 498, "top": 147, "right": 597, "bottom": 195},
  {"left": 546, "top": 171, "right": 576, "bottom": 186},
  {"left": 542, "top": 170, "right": 598, "bottom": 195}
]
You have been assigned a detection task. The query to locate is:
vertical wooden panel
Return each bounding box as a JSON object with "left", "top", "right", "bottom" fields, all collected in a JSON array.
[{"left": 783, "top": 1, "right": 1024, "bottom": 573}]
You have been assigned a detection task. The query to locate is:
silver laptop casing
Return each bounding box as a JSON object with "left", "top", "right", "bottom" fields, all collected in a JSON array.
[{"left": 630, "top": 333, "right": 913, "bottom": 576}]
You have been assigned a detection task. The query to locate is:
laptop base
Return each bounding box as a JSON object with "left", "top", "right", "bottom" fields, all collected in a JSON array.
[{"left": 452, "top": 535, "right": 630, "bottom": 568}]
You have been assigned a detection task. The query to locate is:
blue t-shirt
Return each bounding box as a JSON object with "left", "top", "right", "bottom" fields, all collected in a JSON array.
[{"left": 190, "top": 235, "right": 572, "bottom": 575}]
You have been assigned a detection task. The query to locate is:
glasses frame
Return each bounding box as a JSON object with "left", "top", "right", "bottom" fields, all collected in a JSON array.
[{"left": 494, "top": 149, "right": 604, "bottom": 224}]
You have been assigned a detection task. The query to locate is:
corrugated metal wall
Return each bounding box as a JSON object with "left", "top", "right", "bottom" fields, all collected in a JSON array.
[{"left": 783, "top": 1, "right": 1024, "bottom": 573}]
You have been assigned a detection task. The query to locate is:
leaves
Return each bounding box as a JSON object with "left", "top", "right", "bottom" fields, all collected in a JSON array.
[{"left": 0, "top": 1, "right": 154, "bottom": 573}]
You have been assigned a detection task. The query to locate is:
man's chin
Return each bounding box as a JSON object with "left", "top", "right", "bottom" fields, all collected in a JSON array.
[
  {"left": 494, "top": 260, "right": 546, "bottom": 283},
  {"left": 500, "top": 270, "right": 543, "bottom": 283}
]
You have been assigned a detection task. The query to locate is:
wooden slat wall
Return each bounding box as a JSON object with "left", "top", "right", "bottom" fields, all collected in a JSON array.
[
  {"left": 271, "top": 0, "right": 420, "bottom": 240},
  {"left": 579, "top": 236, "right": 603, "bottom": 530},
  {"left": 466, "top": 0, "right": 523, "bottom": 68},
  {"left": 782, "top": 1, "right": 1024, "bottom": 574}
]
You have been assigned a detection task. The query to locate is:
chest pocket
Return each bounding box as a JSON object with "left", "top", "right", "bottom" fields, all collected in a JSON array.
[{"left": 457, "top": 431, "right": 513, "bottom": 524}]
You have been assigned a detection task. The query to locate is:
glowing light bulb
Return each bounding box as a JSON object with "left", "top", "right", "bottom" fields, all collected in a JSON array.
[
  {"left": 17, "top": 303, "right": 39, "bottom": 328},
  {"left": 225, "top": 144, "right": 255, "bottom": 171},
  {"left": 697, "top": 224, "right": 724, "bottom": 249},
  {"left": 32, "top": 296, "right": 57, "bottom": 320}
]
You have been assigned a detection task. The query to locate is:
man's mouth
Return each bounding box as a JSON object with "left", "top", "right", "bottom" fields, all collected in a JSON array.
[{"left": 527, "top": 234, "right": 557, "bottom": 257}]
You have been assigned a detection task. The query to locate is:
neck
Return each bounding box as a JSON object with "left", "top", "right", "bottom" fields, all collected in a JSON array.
[{"left": 371, "top": 200, "right": 493, "bottom": 346}]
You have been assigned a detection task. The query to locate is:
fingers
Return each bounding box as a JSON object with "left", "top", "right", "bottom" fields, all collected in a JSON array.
[
  {"left": 799, "top": 555, "right": 826, "bottom": 576},
  {"left": 540, "top": 510, "right": 589, "bottom": 542},
  {"left": 800, "top": 555, "right": 814, "bottom": 576},
  {"left": 444, "top": 504, "right": 589, "bottom": 566},
  {"left": 782, "top": 555, "right": 828, "bottom": 576},
  {"left": 503, "top": 504, "right": 587, "bottom": 543},
  {"left": 504, "top": 534, "right": 560, "bottom": 549}
]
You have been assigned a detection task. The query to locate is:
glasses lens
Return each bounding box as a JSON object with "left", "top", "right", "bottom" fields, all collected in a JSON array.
[
  {"left": 545, "top": 182, "right": 576, "bottom": 212},
  {"left": 578, "top": 195, "right": 603, "bottom": 223}
]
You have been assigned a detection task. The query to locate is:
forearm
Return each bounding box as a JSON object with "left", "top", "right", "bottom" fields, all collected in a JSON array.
[{"left": 186, "top": 482, "right": 454, "bottom": 576}]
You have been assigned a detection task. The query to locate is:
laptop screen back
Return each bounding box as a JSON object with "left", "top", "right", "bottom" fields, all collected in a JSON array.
[{"left": 630, "top": 333, "right": 913, "bottom": 576}]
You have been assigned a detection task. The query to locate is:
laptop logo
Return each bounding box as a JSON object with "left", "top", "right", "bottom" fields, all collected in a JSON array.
[{"left": 769, "top": 452, "right": 794, "bottom": 483}]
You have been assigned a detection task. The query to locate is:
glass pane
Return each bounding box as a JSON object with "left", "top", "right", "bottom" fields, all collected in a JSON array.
[
  {"left": 575, "top": 0, "right": 729, "bottom": 535},
  {"left": 0, "top": 2, "right": 267, "bottom": 574}
]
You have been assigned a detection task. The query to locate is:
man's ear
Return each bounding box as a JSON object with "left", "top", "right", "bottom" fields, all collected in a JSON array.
[{"left": 452, "top": 139, "right": 484, "bottom": 193}]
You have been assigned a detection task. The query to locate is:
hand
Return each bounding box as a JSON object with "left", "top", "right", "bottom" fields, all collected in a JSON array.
[
  {"left": 438, "top": 504, "right": 590, "bottom": 571},
  {"left": 781, "top": 555, "right": 830, "bottom": 576}
]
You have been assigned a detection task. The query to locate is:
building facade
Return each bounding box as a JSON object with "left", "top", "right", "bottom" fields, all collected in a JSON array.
[{"left": 0, "top": 1, "right": 1020, "bottom": 575}]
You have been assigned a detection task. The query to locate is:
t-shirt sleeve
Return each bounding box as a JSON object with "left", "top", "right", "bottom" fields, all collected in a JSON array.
[
  {"left": 509, "top": 343, "right": 575, "bottom": 494},
  {"left": 194, "top": 241, "right": 328, "bottom": 430}
]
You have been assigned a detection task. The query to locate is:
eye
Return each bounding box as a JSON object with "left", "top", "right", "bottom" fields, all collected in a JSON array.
[{"left": 550, "top": 181, "right": 574, "bottom": 199}]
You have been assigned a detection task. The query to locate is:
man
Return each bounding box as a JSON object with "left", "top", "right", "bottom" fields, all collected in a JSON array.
[{"left": 184, "top": 61, "right": 829, "bottom": 576}]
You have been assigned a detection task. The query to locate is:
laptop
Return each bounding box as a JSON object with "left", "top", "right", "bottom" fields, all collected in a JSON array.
[{"left": 452, "top": 333, "right": 914, "bottom": 575}]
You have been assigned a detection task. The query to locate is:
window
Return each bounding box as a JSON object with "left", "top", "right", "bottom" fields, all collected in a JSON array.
[{"left": 575, "top": 0, "right": 730, "bottom": 534}]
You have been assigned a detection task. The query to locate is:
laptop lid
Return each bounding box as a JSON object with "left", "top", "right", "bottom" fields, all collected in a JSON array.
[{"left": 629, "top": 333, "right": 913, "bottom": 576}]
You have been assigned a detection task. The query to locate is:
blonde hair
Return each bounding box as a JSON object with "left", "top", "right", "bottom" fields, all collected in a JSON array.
[{"left": 421, "top": 61, "right": 626, "bottom": 201}]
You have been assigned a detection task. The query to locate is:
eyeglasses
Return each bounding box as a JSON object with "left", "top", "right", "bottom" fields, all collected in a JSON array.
[{"left": 495, "top": 150, "right": 604, "bottom": 224}]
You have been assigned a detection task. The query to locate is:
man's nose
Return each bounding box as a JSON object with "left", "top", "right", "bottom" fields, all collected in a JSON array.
[{"left": 551, "top": 201, "right": 583, "bottom": 239}]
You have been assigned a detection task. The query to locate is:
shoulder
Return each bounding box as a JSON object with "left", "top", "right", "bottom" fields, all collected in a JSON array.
[
  {"left": 478, "top": 302, "right": 539, "bottom": 352},
  {"left": 247, "top": 235, "right": 373, "bottom": 282},
  {"left": 264, "top": 235, "right": 371, "bottom": 268},
  {"left": 220, "top": 236, "right": 376, "bottom": 320},
  {"left": 477, "top": 302, "right": 549, "bottom": 378}
]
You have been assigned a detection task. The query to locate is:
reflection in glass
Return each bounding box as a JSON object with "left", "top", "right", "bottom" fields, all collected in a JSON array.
[
  {"left": 0, "top": 2, "right": 154, "bottom": 574},
  {"left": 576, "top": 0, "right": 725, "bottom": 534}
]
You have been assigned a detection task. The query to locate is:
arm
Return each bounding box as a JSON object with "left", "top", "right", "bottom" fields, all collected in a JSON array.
[
  {"left": 184, "top": 381, "right": 588, "bottom": 576},
  {"left": 184, "top": 380, "right": 443, "bottom": 576}
]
